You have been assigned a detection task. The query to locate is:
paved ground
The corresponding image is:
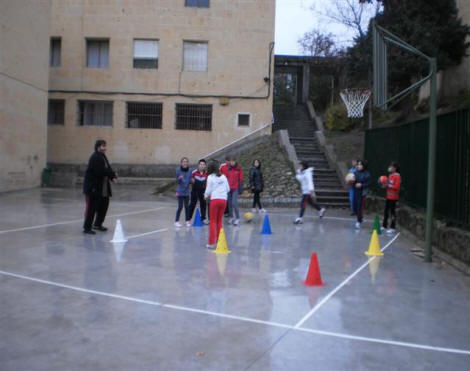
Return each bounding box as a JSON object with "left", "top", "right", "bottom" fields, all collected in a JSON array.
[{"left": 1, "top": 186, "right": 469, "bottom": 371}]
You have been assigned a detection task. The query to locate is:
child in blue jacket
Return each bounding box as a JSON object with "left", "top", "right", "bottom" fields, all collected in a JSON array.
[
  {"left": 175, "top": 157, "right": 192, "bottom": 227},
  {"left": 353, "top": 160, "right": 371, "bottom": 229}
]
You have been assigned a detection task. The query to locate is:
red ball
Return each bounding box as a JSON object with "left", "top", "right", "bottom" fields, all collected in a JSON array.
[{"left": 379, "top": 175, "right": 388, "bottom": 184}]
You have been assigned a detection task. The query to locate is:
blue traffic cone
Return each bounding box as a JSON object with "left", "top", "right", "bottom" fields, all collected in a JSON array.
[
  {"left": 261, "top": 214, "right": 272, "bottom": 235},
  {"left": 193, "top": 208, "right": 203, "bottom": 227}
]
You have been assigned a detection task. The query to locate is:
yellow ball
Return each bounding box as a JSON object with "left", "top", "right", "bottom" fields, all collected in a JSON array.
[{"left": 243, "top": 212, "right": 254, "bottom": 222}]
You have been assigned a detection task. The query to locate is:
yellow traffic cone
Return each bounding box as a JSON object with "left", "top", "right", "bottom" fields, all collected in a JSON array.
[
  {"left": 368, "top": 256, "right": 382, "bottom": 284},
  {"left": 214, "top": 228, "right": 231, "bottom": 254},
  {"left": 365, "top": 230, "right": 384, "bottom": 256}
]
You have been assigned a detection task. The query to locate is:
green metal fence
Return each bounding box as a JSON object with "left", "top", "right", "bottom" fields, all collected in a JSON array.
[{"left": 365, "top": 108, "right": 470, "bottom": 228}]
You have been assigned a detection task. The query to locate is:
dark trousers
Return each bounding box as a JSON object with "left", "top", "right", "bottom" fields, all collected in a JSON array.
[
  {"left": 188, "top": 189, "right": 207, "bottom": 220},
  {"left": 176, "top": 196, "right": 190, "bottom": 222},
  {"left": 253, "top": 190, "right": 262, "bottom": 209},
  {"left": 383, "top": 199, "right": 397, "bottom": 229},
  {"left": 84, "top": 195, "right": 110, "bottom": 231},
  {"left": 353, "top": 188, "right": 365, "bottom": 223},
  {"left": 299, "top": 194, "right": 321, "bottom": 217}
]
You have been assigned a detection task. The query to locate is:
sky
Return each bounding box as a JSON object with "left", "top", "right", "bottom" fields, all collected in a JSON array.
[{"left": 274, "top": 0, "right": 372, "bottom": 56}]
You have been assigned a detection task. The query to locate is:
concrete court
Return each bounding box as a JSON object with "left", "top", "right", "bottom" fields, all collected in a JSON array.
[{"left": 0, "top": 186, "right": 470, "bottom": 371}]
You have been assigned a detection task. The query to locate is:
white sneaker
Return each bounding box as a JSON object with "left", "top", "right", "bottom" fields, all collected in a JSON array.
[
  {"left": 252, "top": 208, "right": 258, "bottom": 213},
  {"left": 260, "top": 208, "right": 267, "bottom": 213},
  {"left": 233, "top": 219, "right": 240, "bottom": 226},
  {"left": 185, "top": 221, "right": 192, "bottom": 227},
  {"left": 227, "top": 218, "right": 233, "bottom": 225},
  {"left": 386, "top": 228, "right": 395, "bottom": 234},
  {"left": 294, "top": 217, "right": 303, "bottom": 224},
  {"left": 380, "top": 227, "right": 386, "bottom": 232},
  {"left": 355, "top": 222, "right": 361, "bottom": 229},
  {"left": 206, "top": 244, "right": 216, "bottom": 250},
  {"left": 319, "top": 208, "right": 326, "bottom": 218},
  {"left": 203, "top": 219, "right": 210, "bottom": 225},
  {"left": 174, "top": 222, "right": 182, "bottom": 228}
]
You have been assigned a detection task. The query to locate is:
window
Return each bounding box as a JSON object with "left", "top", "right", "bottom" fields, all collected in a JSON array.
[
  {"left": 183, "top": 41, "right": 208, "bottom": 71},
  {"left": 50, "top": 38, "right": 61, "bottom": 67},
  {"left": 175, "top": 104, "right": 212, "bottom": 131},
  {"left": 134, "top": 39, "right": 158, "bottom": 69},
  {"left": 86, "top": 39, "right": 109, "bottom": 68},
  {"left": 48, "top": 99, "right": 65, "bottom": 125},
  {"left": 185, "top": 0, "right": 210, "bottom": 7},
  {"left": 238, "top": 113, "right": 250, "bottom": 127},
  {"left": 127, "top": 102, "right": 162, "bottom": 129},
  {"left": 78, "top": 101, "right": 113, "bottom": 126}
]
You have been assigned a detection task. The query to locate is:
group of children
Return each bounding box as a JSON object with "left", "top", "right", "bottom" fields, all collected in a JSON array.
[
  {"left": 348, "top": 158, "right": 401, "bottom": 233},
  {"left": 175, "top": 156, "right": 266, "bottom": 249}
]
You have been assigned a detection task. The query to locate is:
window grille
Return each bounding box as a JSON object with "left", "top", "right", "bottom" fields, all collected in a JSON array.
[
  {"left": 175, "top": 104, "right": 212, "bottom": 131},
  {"left": 127, "top": 102, "right": 163, "bottom": 129}
]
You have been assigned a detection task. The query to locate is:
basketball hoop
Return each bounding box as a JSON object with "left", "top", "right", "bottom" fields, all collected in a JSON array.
[{"left": 340, "top": 88, "right": 371, "bottom": 118}]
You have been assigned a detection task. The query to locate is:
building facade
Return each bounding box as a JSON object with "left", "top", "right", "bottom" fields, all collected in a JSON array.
[
  {"left": 0, "top": 0, "right": 51, "bottom": 192},
  {"left": 47, "top": 0, "right": 275, "bottom": 166}
]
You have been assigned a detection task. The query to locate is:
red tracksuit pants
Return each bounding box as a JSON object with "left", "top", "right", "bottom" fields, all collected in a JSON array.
[{"left": 209, "top": 199, "right": 227, "bottom": 245}]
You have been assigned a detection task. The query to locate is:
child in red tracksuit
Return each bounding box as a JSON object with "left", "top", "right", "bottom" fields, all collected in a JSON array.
[
  {"left": 226, "top": 156, "right": 243, "bottom": 226},
  {"left": 382, "top": 161, "right": 401, "bottom": 234}
]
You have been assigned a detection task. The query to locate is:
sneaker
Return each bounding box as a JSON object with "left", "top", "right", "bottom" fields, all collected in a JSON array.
[
  {"left": 380, "top": 227, "right": 386, "bottom": 232},
  {"left": 319, "top": 208, "right": 326, "bottom": 218},
  {"left": 233, "top": 219, "right": 240, "bottom": 226},
  {"left": 203, "top": 219, "right": 210, "bottom": 225},
  {"left": 174, "top": 222, "right": 182, "bottom": 228},
  {"left": 185, "top": 221, "right": 192, "bottom": 227},
  {"left": 252, "top": 208, "right": 258, "bottom": 213},
  {"left": 355, "top": 222, "right": 361, "bottom": 229},
  {"left": 227, "top": 218, "right": 233, "bottom": 225},
  {"left": 386, "top": 228, "right": 395, "bottom": 234},
  {"left": 93, "top": 225, "right": 108, "bottom": 232},
  {"left": 260, "top": 208, "right": 267, "bottom": 213},
  {"left": 206, "top": 244, "right": 216, "bottom": 250},
  {"left": 83, "top": 229, "right": 96, "bottom": 235},
  {"left": 294, "top": 217, "right": 303, "bottom": 225}
]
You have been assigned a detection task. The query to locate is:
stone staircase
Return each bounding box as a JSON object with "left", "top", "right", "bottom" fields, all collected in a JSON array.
[{"left": 274, "top": 105, "right": 349, "bottom": 208}]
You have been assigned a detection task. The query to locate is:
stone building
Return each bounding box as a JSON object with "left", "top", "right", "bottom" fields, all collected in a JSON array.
[
  {"left": 0, "top": 0, "right": 51, "bottom": 192},
  {"left": 47, "top": 0, "right": 275, "bottom": 168}
]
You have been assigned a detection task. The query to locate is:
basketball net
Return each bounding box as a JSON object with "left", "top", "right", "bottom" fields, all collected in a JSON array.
[{"left": 340, "top": 88, "right": 371, "bottom": 118}]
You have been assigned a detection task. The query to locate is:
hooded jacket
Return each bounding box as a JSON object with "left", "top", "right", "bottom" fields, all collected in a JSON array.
[
  {"left": 295, "top": 167, "right": 314, "bottom": 194},
  {"left": 176, "top": 166, "right": 192, "bottom": 196}
]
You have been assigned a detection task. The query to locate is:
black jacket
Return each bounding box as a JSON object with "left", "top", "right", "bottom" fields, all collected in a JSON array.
[
  {"left": 83, "top": 151, "right": 116, "bottom": 196},
  {"left": 249, "top": 166, "right": 264, "bottom": 192}
]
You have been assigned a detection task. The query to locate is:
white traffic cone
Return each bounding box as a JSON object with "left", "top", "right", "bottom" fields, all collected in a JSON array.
[{"left": 110, "top": 219, "right": 127, "bottom": 243}]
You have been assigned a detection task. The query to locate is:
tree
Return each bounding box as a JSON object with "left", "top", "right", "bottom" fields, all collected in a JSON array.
[
  {"left": 298, "top": 30, "right": 337, "bottom": 57},
  {"left": 348, "top": 0, "right": 470, "bottom": 95}
]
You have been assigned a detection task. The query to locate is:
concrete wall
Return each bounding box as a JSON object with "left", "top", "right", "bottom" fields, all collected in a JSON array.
[
  {"left": 0, "top": 0, "right": 51, "bottom": 192},
  {"left": 48, "top": 0, "right": 275, "bottom": 165}
]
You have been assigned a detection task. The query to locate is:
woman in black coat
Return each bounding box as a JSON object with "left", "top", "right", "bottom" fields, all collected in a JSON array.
[{"left": 249, "top": 159, "right": 265, "bottom": 213}]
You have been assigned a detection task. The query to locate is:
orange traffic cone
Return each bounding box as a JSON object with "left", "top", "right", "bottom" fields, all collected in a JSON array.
[{"left": 303, "top": 252, "right": 325, "bottom": 286}]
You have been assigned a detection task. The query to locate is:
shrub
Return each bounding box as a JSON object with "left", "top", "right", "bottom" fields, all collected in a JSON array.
[{"left": 325, "top": 103, "right": 355, "bottom": 131}]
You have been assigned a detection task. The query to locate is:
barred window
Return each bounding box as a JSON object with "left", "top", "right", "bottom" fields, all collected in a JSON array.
[
  {"left": 134, "top": 39, "right": 158, "bottom": 69},
  {"left": 127, "top": 102, "right": 162, "bottom": 129},
  {"left": 175, "top": 104, "right": 212, "bottom": 131},
  {"left": 86, "top": 39, "right": 109, "bottom": 68},
  {"left": 48, "top": 99, "right": 65, "bottom": 125},
  {"left": 50, "top": 38, "right": 61, "bottom": 67},
  {"left": 185, "top": 0, "right": 210, "bottom": 8},
  {"left": 78, "top": 101, "right": 113, "bottom": 126},
  {"left": 238, "top": 113, "right": 250, "bottom": 127}
]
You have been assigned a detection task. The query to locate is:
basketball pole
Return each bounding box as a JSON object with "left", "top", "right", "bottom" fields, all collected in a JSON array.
[
  {"left": 424, "top": 58, "right": 437, "bottom": 262},
  {"left": 373, "top": 23, "right": 437, "bottom": 262}
]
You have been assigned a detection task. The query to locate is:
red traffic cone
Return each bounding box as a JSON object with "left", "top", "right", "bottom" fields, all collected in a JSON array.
[{"left": 303, "top": 252, "right": 325, "bottom": 286}]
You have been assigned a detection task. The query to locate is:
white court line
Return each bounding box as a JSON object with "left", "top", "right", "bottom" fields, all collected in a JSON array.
[
  {"left": 267, "top": 212, "right": 370, "bottom": 223},
  {"left": 0, "top": 207, "right": 166, "bottom": 235},
  {"left": 294, "top": 233, "right": 400, "bottom": 329},
  {"left": 126, "top": 228, "right": 169, "bottom": 240},
  {"left": 1, "top": 267, "right": 469, "bottom": 356}
]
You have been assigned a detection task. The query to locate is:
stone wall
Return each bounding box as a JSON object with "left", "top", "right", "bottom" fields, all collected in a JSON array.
[{"left": 367, "top": 196, "right": 470, "bottom": 267}]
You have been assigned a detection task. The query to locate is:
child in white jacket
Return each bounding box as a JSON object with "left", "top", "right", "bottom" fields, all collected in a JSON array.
[
  {"left": 294, "top": 161, "right": 326, "bottom": 224},
  {"left": 204, "top": 160, "right": 230, "bottom": 249}
]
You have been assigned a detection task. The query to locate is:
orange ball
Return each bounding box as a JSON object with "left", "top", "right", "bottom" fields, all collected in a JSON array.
[{"left": 379, "top": 175, "right": 388, "bottom": 184}]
